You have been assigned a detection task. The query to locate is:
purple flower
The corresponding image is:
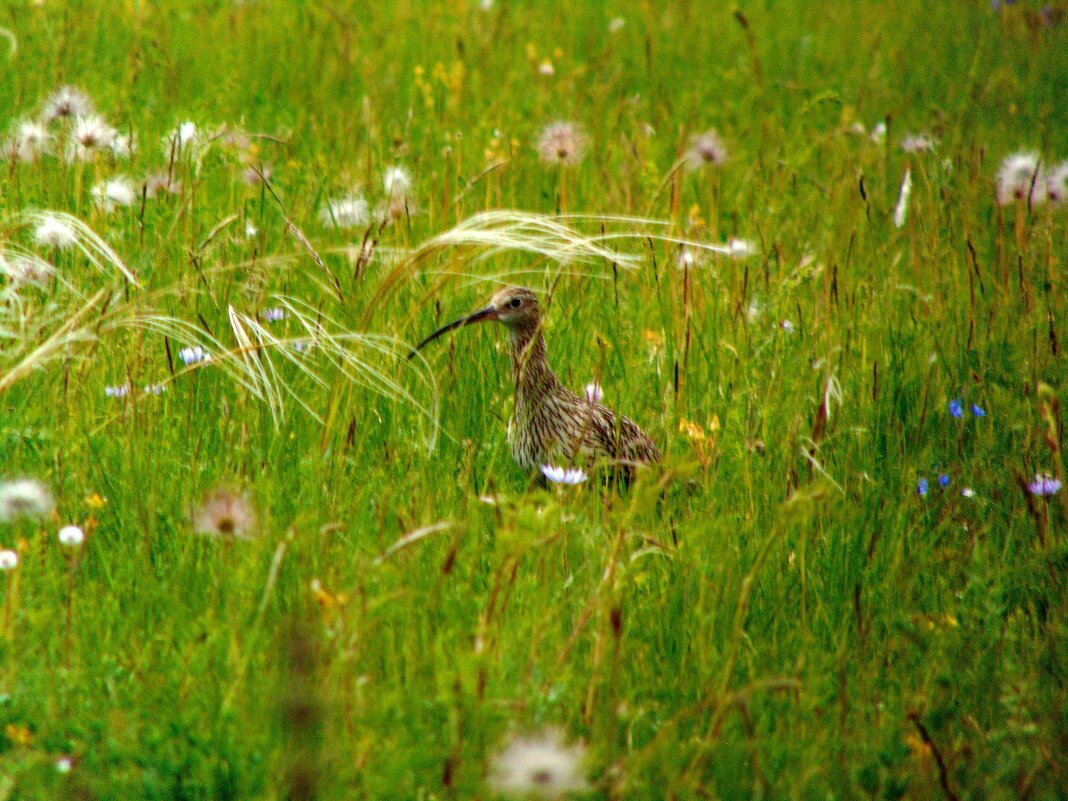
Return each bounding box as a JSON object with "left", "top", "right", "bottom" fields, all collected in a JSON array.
[
  {"left": 1028, "top": 472, "right": 1062, "bottom": 497},
  {"left": 938, "top": 473, "right": 950, "bottom": 487},
  {"left": 971, "top": 404, "right": 985, "bottom": 417},
  {"left": 948, "top": 399, "right": 964, "bottom": 418},
  {"left": 917, "top": 477, "right": 929, "bottom": 497}
]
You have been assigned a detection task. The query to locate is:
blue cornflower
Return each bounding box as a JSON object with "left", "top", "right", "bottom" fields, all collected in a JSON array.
[
  {"left": 948, "top": 399, "right": 964, "bottom": 418},
  {"left": 917, "top": 477, "right": 929, "bottom": 497},
  {"left": 971, "top": 403, "right": 985, "bottom": 417},
  {"left": 938, "top": 473, "right": 950, "bottom": 487}
]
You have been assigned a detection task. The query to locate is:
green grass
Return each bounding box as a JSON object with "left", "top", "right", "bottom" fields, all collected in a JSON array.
[{"left": 1, "top": 1, "right": 1067, "bottom": 798}]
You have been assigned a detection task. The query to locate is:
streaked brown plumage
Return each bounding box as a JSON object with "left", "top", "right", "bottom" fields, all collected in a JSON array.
[{"left": 411, "top": 287, "right": 660, "bottom": 480}]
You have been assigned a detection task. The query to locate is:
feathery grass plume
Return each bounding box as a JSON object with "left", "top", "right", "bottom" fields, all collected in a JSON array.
[
  {"left": 2, "top": 120, "right": 52, "bottom": 161},
  {"left": 488, "top": 729, "right": 589, "bottom": 798},
  {"left": 91, "top": 176, "right": 136, "bottom": 213},
  {"left": 42, "top": 86, "right": 93, "bottom": 121},
  {"left": 318, "top": 194, "right": 370, "bottom": 228},
  {"left": 132, "top": 296, "right": 441, "bottom": 438},
  {"left": 996, "top": 152, "right": 1044, "bottom": 205},
  {"left": 536, "top": 121, "right": 588, "bottom": 166},
  {"left": 65, "top": 115, "right": 117, "bottom": 162},
  {"left": 684, "top": 128, "right": 729, "bottom": 170},
  {"left": 0, "top": 478, "right": 54, "bottom": 522},
  {"left": 19, "top": 211, "right": 139, "bottom": 283},
  {"left": 364, "top": 210, "right": 738, "bottom": 315},
  {"left": 192, "top": 487, "right": 256, "bottom": 539}
]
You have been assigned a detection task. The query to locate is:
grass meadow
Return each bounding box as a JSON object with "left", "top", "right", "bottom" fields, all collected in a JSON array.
[{"left": 1, "top": 0, "right": 1067, "bottom": 798}]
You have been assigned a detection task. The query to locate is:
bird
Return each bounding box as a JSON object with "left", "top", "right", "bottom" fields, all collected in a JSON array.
[{"left": 410, "top": 286, "right": 660, "bottom": 482}]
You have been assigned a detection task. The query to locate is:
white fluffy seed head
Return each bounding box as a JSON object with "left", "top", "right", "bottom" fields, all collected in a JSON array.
[{"left": 58, "top": 525, "right": 86, "bottom": 546}]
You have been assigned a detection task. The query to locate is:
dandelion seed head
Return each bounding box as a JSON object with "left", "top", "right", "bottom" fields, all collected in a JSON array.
[
  {"left": 143, "top": 172, "right": 182, "bottom": 198},
  {"left": 67, "top": 115, "right": 117, "bottom": 161},
  {"left": 58, "top": 525, "right": 85, "bottom": 546},
  {"left": 1046, "top": 161, "right": 1068, "bottom": 203},
  {"left": 900, "top": 133, "right": 937, "bottom": 153},
  {"left": 382, "top": 165, "right": 412, "bottom": 198},
  {"left": 43, "top": 86, "right": 93, "bottom": 121},
  {"left": 1028, "top": 472, "right": 1062, "bottom": 497},
  {"left": 319, "top": 194, "right": 370, "bottom": 228},
  {"left": 32, "top": 215, "right": 77, "bottom": 249},
  {"left": 0, "top": 478, "right": 54, "bottom": 522},
  {"left": 109, "top": 132, "right": 136, "bottom": 159},
  {"left": 727, "top": 237, "right": 757, "bottom": 259},
  {"left": 488, "top": 729, "right": 589, "bottom": 799},
  {"left": 536, "top": 121, "right": 589, "bottom": 167},
  {"left": 0, "top": 551, "right": 18, "bottom": 571},
  {"left": 684, "top": 129, "right": 729, "bottom": 170},
  {"left": 1, "top": 254, "right": 54, "bottom": 286},
  {"left": 193, "top": 487, "right": 256, "bottom": 539},
  {"left": 4, "top": 119, "right": 52, "bottom": 161},
  {"left": 91, "top": 176, "right": 136, "bottom": 212},
  {"left": 540, "top": 465, "right": 588, "bottom": 485},
  {"left": 996, "top": 152, "right": 1043, "bottom": 205}
]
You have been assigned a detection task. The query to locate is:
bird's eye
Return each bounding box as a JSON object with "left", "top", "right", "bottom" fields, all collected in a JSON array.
[{"left": 508, "top": 297, "right": 522, "bottom": 309}]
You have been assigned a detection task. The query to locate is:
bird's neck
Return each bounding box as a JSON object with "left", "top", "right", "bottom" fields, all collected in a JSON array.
[{"left": 509, "top": 324, "right": 561, "bottom": 396}]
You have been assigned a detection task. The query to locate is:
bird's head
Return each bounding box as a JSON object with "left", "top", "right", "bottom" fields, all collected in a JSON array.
[{"left": 409, "top": 286, "right": 543, "bottom": 358}]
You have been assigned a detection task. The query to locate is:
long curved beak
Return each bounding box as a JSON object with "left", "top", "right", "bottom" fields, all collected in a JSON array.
[{"left": 407, "top": 306, "right": 498, "bottom": 360}]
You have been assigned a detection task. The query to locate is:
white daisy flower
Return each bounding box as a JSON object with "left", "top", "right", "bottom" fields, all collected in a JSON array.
[{"left": 540, "top": 465, "right": 588, "bottom": 485}]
